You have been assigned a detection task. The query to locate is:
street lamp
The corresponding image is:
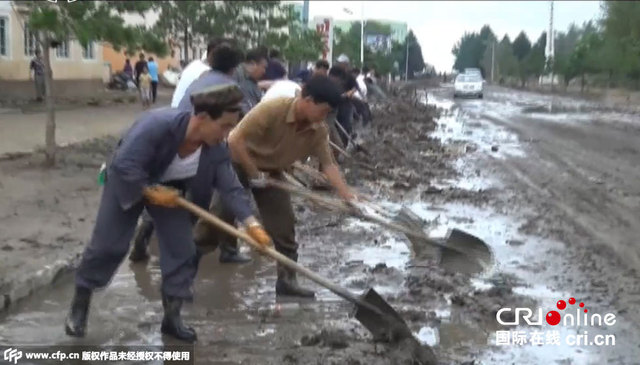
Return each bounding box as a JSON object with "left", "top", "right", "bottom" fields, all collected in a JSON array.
[{"left": 342, "top": 4, "right": 364, "bottom": 66}]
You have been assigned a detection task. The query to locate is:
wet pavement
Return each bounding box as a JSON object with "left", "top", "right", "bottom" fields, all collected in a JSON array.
[{"left": 2, "top": 83, "right": 640, "bottom": 364}]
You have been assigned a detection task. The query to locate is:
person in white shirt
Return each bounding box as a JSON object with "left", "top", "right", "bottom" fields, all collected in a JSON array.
[
  {"left": 261, "top": 79, "right": 301, "bottom": 101},
  {"left": 350, "top": 68, "right": 372, "bottom": 126},
  {"left": 170, "top": 41, "right": 221, "bottom": 107}
]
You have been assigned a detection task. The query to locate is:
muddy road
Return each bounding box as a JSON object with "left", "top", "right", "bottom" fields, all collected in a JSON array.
[{"left": 1, "top": 83, "right": 640, "bottom": 364}]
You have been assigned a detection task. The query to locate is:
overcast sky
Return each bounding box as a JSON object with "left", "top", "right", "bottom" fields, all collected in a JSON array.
[{"left": 302, "top": 1, "right": 603, "bottom": 72}]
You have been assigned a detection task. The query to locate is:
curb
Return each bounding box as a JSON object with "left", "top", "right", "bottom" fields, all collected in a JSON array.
[{"left": 0, "top": 249, "right": 84, "bottom": 312}]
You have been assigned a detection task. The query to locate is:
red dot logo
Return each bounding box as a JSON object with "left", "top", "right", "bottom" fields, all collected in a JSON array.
[
  {"left": 569, "top": 298, "right": 576, "bottom": 305},
  {"left": 546, "top": 311, "right": 561, "bottom": 325},
  {"left": 557, "top": 300, "right": 566, "bottom": 310},
  {"left": 579, "top": 302, "right": 584, "bottom": 308},
  {"left": 584, "top": 309, "right": 588, "bottom": 313}
]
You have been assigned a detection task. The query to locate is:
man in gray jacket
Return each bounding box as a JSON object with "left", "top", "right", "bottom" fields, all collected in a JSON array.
[
  {"left": 129, "top": 41, "right": 253, "bottom": 264},
  {"left": 65, "top": 84, "right": 272, "bottom": 343},
  {"left": 233, "top": 48, "right": 268, "bottom": 115}
]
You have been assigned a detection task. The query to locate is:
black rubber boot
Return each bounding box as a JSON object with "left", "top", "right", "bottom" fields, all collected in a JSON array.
[
  {"left": 65, "top": 286, "right": 92, "bottom": 337},
  {"left": 161, "top": 294, "right": 197, "bottom": 343},
  {"left": 218, "top": 246, "right": 252, "bottom": 264},
  {"left": 129, "top": 220, "right": 154, "bottom": 262},
  {"left": 275, "top": 262, "right": 315, "bottom": 298}
]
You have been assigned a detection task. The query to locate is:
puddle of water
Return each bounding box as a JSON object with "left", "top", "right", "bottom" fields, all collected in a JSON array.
[
  {"left": 416, "top": 326, "right": 439, "bottom": 347},
  {"left": 343, "top": 222, "right": 411, "bottom": 270},
  {"left": 426, "top": 92, "right": 526, "bottom": 159}
]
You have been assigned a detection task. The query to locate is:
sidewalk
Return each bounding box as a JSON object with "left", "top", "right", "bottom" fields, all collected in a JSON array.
[{"left": 0, "top": 92, "right": 172, "bottom": 157}]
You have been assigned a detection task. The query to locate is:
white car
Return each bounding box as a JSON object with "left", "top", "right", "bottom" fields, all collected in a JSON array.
[
  {"left": 464, "top": 68, "right": 482, "bottom": 77},
  {"left": 454, "top": 74, "right": 484, "bottom": 99}
]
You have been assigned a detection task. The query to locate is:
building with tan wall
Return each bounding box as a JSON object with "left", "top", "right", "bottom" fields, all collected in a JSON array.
[
  {"left": 102, "top": 10, "right": 181, "bottom": 79},
  {"left": 0, "top": 1, "right": 105, "bottom": 101}
]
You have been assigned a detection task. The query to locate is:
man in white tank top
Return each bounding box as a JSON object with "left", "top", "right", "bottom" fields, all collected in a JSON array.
[{"left": 66, "top": 84, "right": 272, "bottom": 343}]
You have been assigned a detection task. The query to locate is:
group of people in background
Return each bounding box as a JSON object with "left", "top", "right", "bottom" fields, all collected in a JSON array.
[{"left": 123, "top": 53, "right": 159, "bottom": 108}]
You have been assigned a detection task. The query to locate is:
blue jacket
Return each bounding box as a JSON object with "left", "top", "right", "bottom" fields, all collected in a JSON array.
[
  {"left": 107, "top": 108, "right": 253, "bottom": 221},
  {"left": 147, "top": 61, "right": 159, "bottom": 82}
]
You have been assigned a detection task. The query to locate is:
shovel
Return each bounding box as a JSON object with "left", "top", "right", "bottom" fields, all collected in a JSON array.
[
  {"left": 333, "top": 119, "right": 371, "bottom": 156},
  {"left": 270, "top": 176, "right": 493, "bottom": 272},
  {"left": 173, "top": 196, "right": 437, "bottom": 364}
]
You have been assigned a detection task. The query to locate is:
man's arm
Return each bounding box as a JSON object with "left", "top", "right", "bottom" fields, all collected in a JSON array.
[
  {"left": 315, "top": 135, "right": 355, "bottom": 201},
  {"left": 228, "top": 131, "right": 261, "bottom": 179},
  {"left": 322, "top": 163, "right": 355, "bottom": 201},
  {"left": 213, "top": 153, "right": 255, "bottom": 222},
  {"left": 110, "top": 119, "right": 167, "bottom": 209},
  {"left": 227, "top": 104, "right": 274, "bottom": 179}
]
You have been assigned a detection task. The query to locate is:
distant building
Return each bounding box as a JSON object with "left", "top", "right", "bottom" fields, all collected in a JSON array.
[
  {"left": 102, "top": 10, "right": 181, "bottom": 78},
  {"left": 0, "top": 1, "right": 104, "bottom": 100}
]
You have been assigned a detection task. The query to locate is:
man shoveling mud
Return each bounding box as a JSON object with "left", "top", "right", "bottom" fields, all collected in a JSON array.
[
  {"left": 194, "top": 75, "right": 359, "bottom": 298},
  {"left": 64, "top": 84, "right": 272, "bottom": 343},
  {"left": 128, "top": 40, "right": 254, "bottom": 264}
]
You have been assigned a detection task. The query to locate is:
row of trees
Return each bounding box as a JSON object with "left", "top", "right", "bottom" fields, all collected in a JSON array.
[
  {"left": 18, "top": 0, "right": 322, "bottom": 165},
  {"left": 154, "top": 1, "right": 322, "bottom": 66},
  {"left": 452, "top": 25, "right": 547, "bottom": 87},
  {"left": 452, "top": 2, "right": 640, "bottom": 91},
  {"left": 333, "top": 21, "right": 427, "bottom": 79}
]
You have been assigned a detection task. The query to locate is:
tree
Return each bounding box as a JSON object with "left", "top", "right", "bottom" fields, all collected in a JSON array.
[
  {"left": 282, "top": 6, "right": 324, "bottom": 65},
  {"left": 603, "top": 1, "right": 640, "bottom": 89},
  {"left": 405, "top": 30, "right": 425, "bottom": 78},
  {"left": 493, "top": 35, "right": 518, "bottom": 84},
  {"left": 333, "top": 22, "right": 370, "bottom": 68},
  {"left": 452, "top": 32, "right": 482, "bottom": 71},
  {"left": 154, "top": 1, "right": 204, "bottom": 63},
  {"left": 512, "top": 32, "right": 531, "bottom": 61},
  {"left": 452, "top": 25, "right": 495, "bottom": 75},
  {"left": 235, "top": 1, "right": 290, "bottom": 49},
  {"left": 511, "top": 32, "right": 532, "bottom": 86},
  {"left": 16, "top": 1, "right": 167, "bottom": 166},
  {"left": 523, "top": 32, "right": 547, "bottom": 84}
]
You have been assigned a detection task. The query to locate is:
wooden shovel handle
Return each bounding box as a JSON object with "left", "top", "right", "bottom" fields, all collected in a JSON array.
[
  {"left": 267, "top": 178, "right": 460, "bottom": 253},
  {"left": 174, "top": 196, "right": 363, "bottom": 305}
]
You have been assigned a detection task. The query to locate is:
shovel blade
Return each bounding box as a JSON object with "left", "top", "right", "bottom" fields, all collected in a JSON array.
[
  {"left": 445, "top": 228, "right": 493, "bottom": 267},
  {"left": 353, "top": 288, "right": 413, "bottom": 342}
]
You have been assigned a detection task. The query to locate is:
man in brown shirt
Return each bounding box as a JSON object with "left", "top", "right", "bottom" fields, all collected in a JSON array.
[{"left": 195, "top": 75, "right": 356, "bottom": 297}]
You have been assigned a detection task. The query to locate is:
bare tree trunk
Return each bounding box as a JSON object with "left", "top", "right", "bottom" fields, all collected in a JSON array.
[
  {"left": 183, "top": 26, "right": 189, "bottom": 62},
  {"left": 42, "top": 36, "right": 56, "bottom": 166},
  {"left": 580, "top": 73, "right": 585, "bottom": 94}
]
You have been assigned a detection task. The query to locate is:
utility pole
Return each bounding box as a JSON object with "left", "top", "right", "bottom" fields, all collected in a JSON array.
[
  {"left": 405, "top": 36, "right": 410, "bottom": 81},
  {"left": 547, "top": 0, "right": 555, "bottom": 87},
  {"left": 360, "top": 1, "right": 364, "bottom": 67},
  {"left": 491, "top": 41, "right": 495, "bottom": 83}
]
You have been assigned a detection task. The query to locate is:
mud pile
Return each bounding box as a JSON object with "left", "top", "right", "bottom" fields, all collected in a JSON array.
[
  {"left": 341, "top": 90, "right": 456, "bottom": 199},
  {"left": 288, "top": 89, "right": 539, "bottom": 364}
]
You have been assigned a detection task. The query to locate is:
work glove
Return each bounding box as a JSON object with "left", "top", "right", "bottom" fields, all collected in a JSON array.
[
  {"left": 143, "top": 185, "right": 180, "bottom": 208},
  {"left": 247, "top": 223, "right": 272, "bottom": 247},
  {"left": 249, "top": 171, "right": 270, "bottom": 188}
]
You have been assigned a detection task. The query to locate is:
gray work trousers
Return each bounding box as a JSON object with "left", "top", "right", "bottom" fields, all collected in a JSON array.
[
  {"left": 34, "top": 75, "right": 45, "bottom": 100},
  {"left": 75, "top": 177, "right": 198, "bottom": 299}
]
